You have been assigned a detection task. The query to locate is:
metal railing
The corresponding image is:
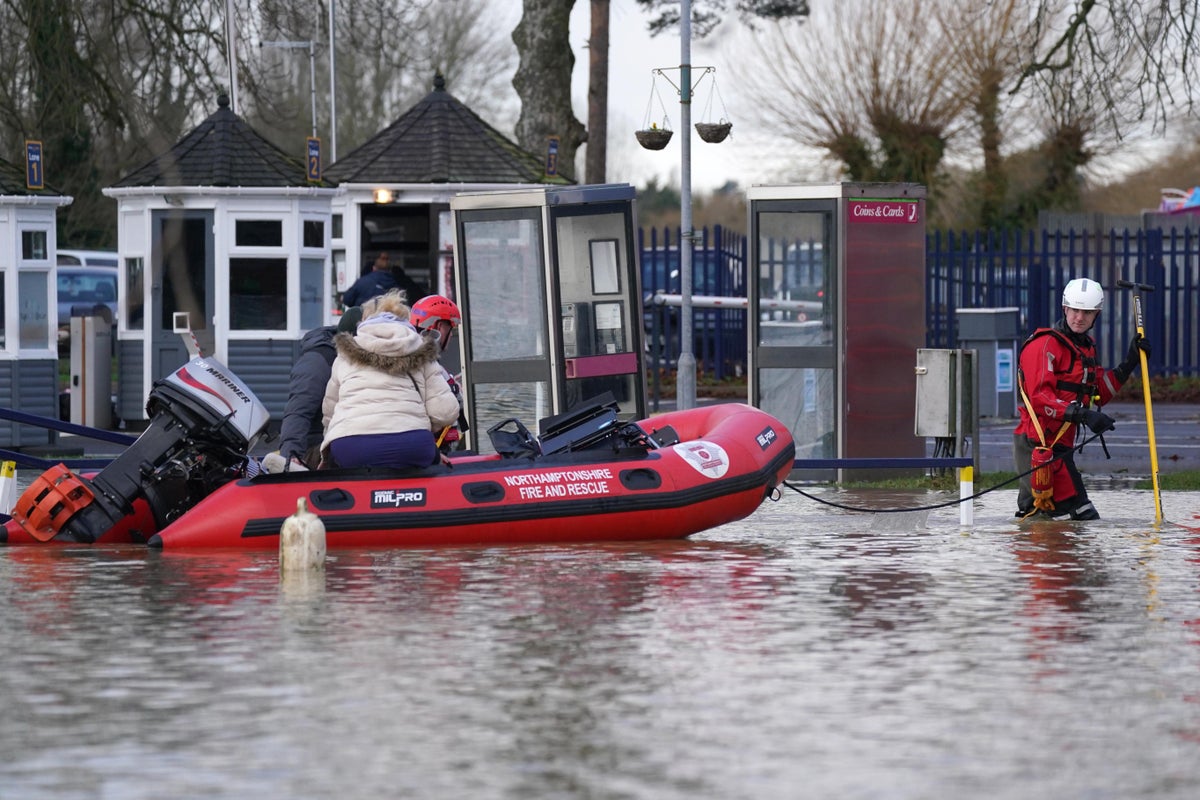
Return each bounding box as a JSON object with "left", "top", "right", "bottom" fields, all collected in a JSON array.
[{"left": 640, "top": 225, "right": 1200, "bottom": 380}]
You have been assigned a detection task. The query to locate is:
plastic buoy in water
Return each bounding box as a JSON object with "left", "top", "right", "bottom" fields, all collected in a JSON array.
[{"left": 280, "top": 497, "right": 326, "bottom": 571}]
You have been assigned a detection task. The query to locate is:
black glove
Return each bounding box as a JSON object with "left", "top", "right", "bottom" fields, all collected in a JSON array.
[
  {"left": 1113, "top": 335, "right": 1150, "bottom": 383},
  {"left": 1064, "top": 402, "right": 1115, "bottom": 434}
]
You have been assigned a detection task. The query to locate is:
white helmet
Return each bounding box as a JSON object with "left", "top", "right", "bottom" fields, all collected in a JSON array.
[{"left": 1062, "top": 278, "right": 1104, "bottom": 311}]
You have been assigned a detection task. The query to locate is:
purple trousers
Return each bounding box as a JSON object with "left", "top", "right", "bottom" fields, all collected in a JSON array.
[{"left": 329, "top": 430, "right": 438, "bottom": 469}]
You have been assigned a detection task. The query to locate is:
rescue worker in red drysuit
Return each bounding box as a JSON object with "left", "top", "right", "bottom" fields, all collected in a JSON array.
[{"left": 1013, "top": 277, "right": 1150, "bottom": 520}]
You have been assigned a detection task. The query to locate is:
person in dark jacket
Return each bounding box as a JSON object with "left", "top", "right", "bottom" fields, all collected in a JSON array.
[
  {"left": 341, "top": 252, "right": 398, "bottom": 308},
  {"left": 266, "top": 306, "right": 365, "bottom": 472},
  {"left": 341, "top": 251, "right": 427, "bottom": 308}
]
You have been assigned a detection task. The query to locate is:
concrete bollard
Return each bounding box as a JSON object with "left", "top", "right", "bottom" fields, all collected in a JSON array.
[{"left": 280, "top": 497, "right": 326, "bottom": 572}]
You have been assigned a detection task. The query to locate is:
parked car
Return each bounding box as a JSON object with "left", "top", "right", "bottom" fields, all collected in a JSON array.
[{"left": 57, "top": 263, "right": 118, "bottom": 353}]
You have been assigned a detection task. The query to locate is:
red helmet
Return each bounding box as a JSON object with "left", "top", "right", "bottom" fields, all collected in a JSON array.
[{"left": 410, "top": 294, "right": 461, "bottom": 331}]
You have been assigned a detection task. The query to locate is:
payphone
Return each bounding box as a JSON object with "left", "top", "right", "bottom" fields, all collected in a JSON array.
[{"left": 451, "top": 184, "right": 646, "bottom": 452}]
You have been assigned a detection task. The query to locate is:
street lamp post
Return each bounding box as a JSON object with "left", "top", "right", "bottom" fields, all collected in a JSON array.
[
  {"left": 260, "top": 40, "right": 318, "bottom": 137},
  {"left": 328, "top": 0, "right": 337, "bottom": 161},
  {"left": 677, "top": 0, "right": 696, "bottom": 411},
  {"left": 641, "top": 1, "right": 701, "bottom": 410}
]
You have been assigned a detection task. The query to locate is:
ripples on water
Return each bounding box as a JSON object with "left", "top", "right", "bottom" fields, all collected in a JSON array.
[{"left": 2, "top": 487, "right": 1200, "bottom": 799}]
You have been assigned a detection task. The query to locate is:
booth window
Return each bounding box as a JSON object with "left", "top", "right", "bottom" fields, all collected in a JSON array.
[
  {"left": 303, "top": 219, "right": 325, "bottom": 249},
  {"left": 589, "top": 239, "right": 620, "bottom": 294},
  {"left": 235, "top": 219, "right": 283, "bottom": 248},
  {"left": 332, "top": 214, "right": 343, "bottom": 239},
  {"left": 22, "top": 230, "right": 47, "bottom": 261},
  {"left": 229, "top": 257, "right": 287, "bottom": 330},
  {"left": 18, "top": 270, "right": 50, "bottom": 348},
  {"left": 299, "top": 257, "right": 324, "bottom": 330},
  {"left": 126, "top": 257, "right": 144, "bottom": 330}
]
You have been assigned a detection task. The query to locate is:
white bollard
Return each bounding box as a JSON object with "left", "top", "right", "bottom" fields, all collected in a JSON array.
[
  {"left": 0, "top": 460, "right": 16, "bottom": 516},
  {"left": 279, "top": 497, "right": 326, "bottom": 572},
  {"left": 959, "top": 466, "right": 974, "bottom": 528}
]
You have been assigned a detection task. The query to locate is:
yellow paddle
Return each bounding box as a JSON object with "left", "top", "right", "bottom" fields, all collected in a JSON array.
[{"left": 1117, "top": 279, "right": 1162, "bottom": 523}]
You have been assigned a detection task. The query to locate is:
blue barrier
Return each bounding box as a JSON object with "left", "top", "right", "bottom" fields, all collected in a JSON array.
[
  {"left": 0, "top": 448, "right": 115, "bottom": 471},
  {"left": 794, "top": 457, "right": 972, "bottom": 470},
  {"left": 0, "top": 406, "right": 136, "bottom": 447},
  {"left": 0, "top": 406, "right": 134, "bottom": 471}
]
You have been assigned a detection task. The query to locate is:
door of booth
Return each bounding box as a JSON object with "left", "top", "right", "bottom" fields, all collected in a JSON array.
[
  {"left": 452, "top": 185, "right": 645, "bottom": 452},
  {"left": 747, "top": 198, "right": 838, "bottom": 479},
  {"left": 151, "top": 210, "right": 214, "bottom": 379}
]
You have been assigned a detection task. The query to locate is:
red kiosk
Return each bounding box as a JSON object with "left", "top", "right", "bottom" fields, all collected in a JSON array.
[{"left": 746, "top": 182, "right": 927, "bottom": 480}]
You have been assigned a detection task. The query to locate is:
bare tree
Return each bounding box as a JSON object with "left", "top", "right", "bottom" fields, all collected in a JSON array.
[
  {"left": 0, "top": 0, "right": 516, "bottom": 246},
  {"left": 512, "top": 0, "right": 585, "bottom": 181},
  {"left": 934, "top": 0, "right": 1042, "bottom": 228},
  {"left": 636, "top": 0, "right": 809, "bottom": 38},
  {"left": 1016, "top": 0, "right": 1200, "bottom": 134},
  {"left": 740, "top": 1, "right": 967, "bottom": 197},
  {"left": 585, "top": 0, "right": 609, "bottom": 184},
  {"left": 243, "top": 0, "right": 513, "bottom": 161},
  {"left": 0, "top": 0, "right": 228, "bottom": 246},
  {"left": 737, "top": 0, "right": 1156, "bottom": 229}
]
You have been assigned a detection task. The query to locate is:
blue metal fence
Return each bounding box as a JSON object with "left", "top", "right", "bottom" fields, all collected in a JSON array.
[
  {"left": 926, "top": 227, "right": 1200, "bottom": 376},
  {"left": 638, "top": 225, "right": 747, "bottom": 382},
  {"left": 640, "top": 225, "right": 1200, "bottom": 379}
]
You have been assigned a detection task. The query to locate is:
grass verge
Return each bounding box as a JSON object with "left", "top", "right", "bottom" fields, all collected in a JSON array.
[{"left": 831, "top": 470, "right": 1200, "bottom": 491}]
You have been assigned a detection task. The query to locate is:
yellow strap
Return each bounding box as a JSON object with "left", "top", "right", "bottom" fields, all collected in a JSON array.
[{"left": 1018, "top": 371, "right": 1071, "bottom": 448}]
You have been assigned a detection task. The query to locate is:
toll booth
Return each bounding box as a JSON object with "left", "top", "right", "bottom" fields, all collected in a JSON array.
[
  {"left": 450, "top": 184, "right": 645, "bottom": 451},
  {"left": 746, "top": 182, "right": 927, "bottom": 481}
]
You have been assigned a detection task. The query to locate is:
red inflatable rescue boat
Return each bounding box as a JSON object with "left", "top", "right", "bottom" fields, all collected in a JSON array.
[
  {"left": 148, "top": 402, "right": 794, "bottom": 549},
  {"left": 2, "top": 357, "right": 794, "bottom": 550}
]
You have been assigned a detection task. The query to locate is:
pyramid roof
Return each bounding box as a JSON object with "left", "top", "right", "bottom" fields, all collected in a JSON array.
[
  {"left": 326, "top": 74, "right": 571, "bottom": 186},
  {"left": 113, "top": 95, "right": 331, "bottom": 188}
]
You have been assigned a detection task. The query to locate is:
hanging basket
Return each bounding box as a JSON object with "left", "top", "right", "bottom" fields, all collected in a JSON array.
[
  {"left": 695, "top": 120, "right": 732, "bottom": 144},
  {"left": 635, "top": 128, "right": 674, "bottom": 150}
]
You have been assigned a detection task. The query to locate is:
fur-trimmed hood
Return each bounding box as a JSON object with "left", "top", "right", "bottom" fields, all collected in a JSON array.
[{"left": 332, "top": 325, "right": 440, "bottom": 375}]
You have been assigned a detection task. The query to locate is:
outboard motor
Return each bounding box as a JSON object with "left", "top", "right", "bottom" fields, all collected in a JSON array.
[{"left": 11, "top": 356, "right": 269, "bottom": 543}]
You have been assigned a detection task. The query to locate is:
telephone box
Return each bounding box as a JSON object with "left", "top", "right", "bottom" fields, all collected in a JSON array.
[
  {"left": 747, "top": 183, "right": 927, "bottom": 480},
  {"left": 451, "top": 184, "right": 646, "bottom": 451}
]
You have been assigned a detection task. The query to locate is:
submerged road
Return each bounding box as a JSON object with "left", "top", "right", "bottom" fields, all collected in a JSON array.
[{"left": 975, "top": 401, "right": 1200, "bottom": 477}]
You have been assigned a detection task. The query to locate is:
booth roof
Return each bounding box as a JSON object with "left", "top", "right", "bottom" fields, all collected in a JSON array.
[
  {"left": 0, "top": 155, "right": 66, "bottom": 196},
  {"left": 325, "top": 73, "right": 573, "bottom": 187},
  {"left": 112, "top": 95, "right": 334, "bottom": 190}
]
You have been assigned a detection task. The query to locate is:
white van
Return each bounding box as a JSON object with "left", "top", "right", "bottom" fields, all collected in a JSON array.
[
  {"left": 56, "top": 250, "right": 119, "bottom": 355},
  {"left": 58, "top": 249, "right": 119, "bottom": 268}
]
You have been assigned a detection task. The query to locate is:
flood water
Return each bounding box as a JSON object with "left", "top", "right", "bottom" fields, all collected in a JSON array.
[{"left": 3, "top": 485, "right": 1200, "bottom": 799}]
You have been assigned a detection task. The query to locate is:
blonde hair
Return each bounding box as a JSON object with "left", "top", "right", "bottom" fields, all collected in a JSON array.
[{"left": 363, "top": 289, "right": 409, "bottom": 320}]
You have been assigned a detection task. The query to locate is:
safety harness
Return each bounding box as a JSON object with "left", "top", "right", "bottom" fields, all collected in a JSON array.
[{"left": 1018, "top": 384, "right": 1072, "bottom": 516}]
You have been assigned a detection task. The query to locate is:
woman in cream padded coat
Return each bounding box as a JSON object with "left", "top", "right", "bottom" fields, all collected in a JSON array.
[{"left": 320, "top": 290, "right": 460, "bottom": 469}]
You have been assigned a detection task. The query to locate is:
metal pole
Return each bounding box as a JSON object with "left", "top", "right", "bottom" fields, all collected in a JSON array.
[
  {"left": 308, "top": 42, "right": 317, "bottom": 138},
  {"left": 226, "top": 0, "right": 240, "bottom": 113},
  {"left": 676, "top": 0, "right": 697, "bottom": 410},
  {"left": 328, "top": 0, "right": 337, "bottom": 161}
]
